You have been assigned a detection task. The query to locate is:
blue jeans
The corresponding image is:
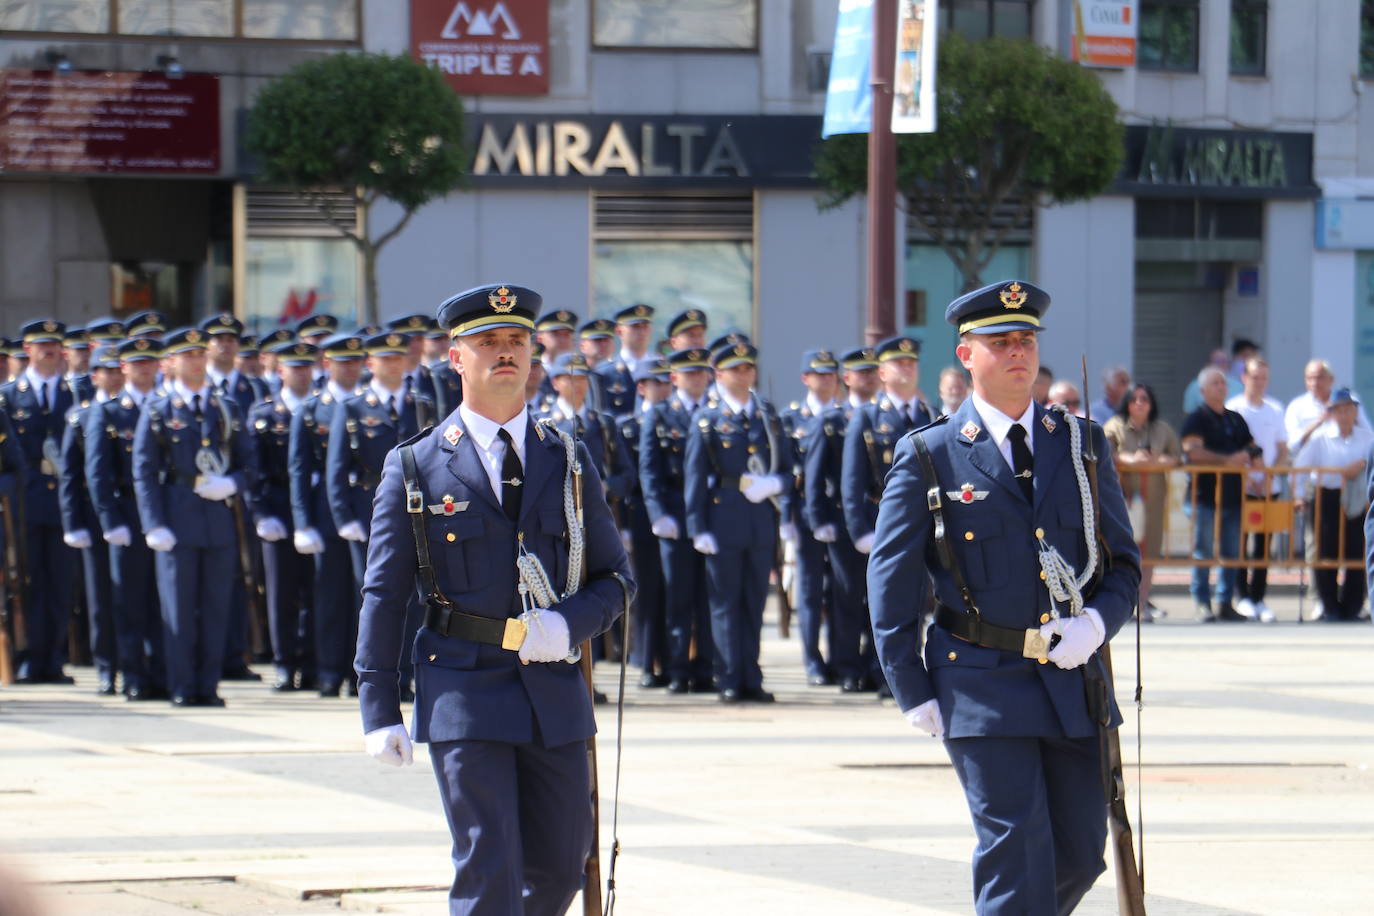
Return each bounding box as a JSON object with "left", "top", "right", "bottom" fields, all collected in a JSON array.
[{"left": 1190, "top": 502, "right": 1241, "bottom": 606}]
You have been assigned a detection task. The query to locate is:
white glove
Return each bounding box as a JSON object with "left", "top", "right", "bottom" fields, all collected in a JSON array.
[
  {"left": 693, "top": 533, "right": 719, "bottom": 555},
  {"left": 620, "top": 529, "right": 633, "bottom": 553},
  {"left": 337, "top": 520, "right": 367, "bottom": 542},
  {"left": 255, "top": 517, "right": 288, "bottom": 542},
  {"left": 517, "top": 609, "right": 572, "bottom": 663},
  {"left": 813, "top": 523, "right": 838, "bottom": 543},
  {"left": 903, "top": 698, "right": 945, "bottom": 738},
  {"left": 364, "top": 724, "right": 414, "bottom": 767},
  {"left": 145, "top": 526, "right": 177, "bottom": 552},
  {"left": 63, "top": 529, "right": 92, "bottom": 550},
  {"left": 1039, "top": 608, "right": 1106, "bottom": 670},
  {"left": 854, "top": 532, "right": 875, "bottom": 554},
  {"left": 651, "top": 515, "right": 680, "bottom": 540},
  {"left": 742, "top": 474, "right": 785, "bottom": 504},
  {"left": 193, "top": 474, "right": 237, "bottom": 502},
  {"left": 779, "top": 522, "right": 799, "bottom": 544},
  {"left": 294, "top": 527, "right": 325, "bottom": 555},
  {"left": 103, "top": 525, "right": 132, "bottom": 547}
]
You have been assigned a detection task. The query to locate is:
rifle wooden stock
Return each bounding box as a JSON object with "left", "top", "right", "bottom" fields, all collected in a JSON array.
[
  {"left": 228, "top": 495, "right": 268, "bottom": 663},
  {"left": 1, "top": 492, "right": 24, "bottom": 683}
]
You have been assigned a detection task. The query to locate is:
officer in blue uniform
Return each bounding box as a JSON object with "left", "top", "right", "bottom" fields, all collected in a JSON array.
[
  {"left": 387, "top": 314, "right": 442, "bottom": 410},
  {"left": 539, "top": 353, "right": 632, "bottom": 508},
  {"left": 258, "top": 328, "right": 296, "bottom": 398},
  {"left": 63, "top": 328, "right": 97, "bottom": 404},
  {"left": 422, "top": 321, "right": 464, "bottom": 416},
  {"left": 842, "top": 336, "right": 933, "bottom": 692},
  {"left": 249, "top": 341, "right": 320, "bottom": 691},
  {"left": 132, "top": 327, "right": 258, "bottom": 706},
  {"left": 665, "top": 309, "right": 708, "bottom": 351},
  {"left": 639, "top": 347, "right": 716, "bottom": 694},
  {"left": 2, "top": 319, "right": 77, "bottom": 683},
  {"left": 780, "top": 349, "right": 841, "bottom": 687},
  {"left": 86, "top": 318, "right": 126, "bottom": 347},
  {"left": 525, "top": 342, "right": 556, "bottom": 415},
  {"left": 126, "top": 311, "right": 167, "bottom": 338},
  {"left": 803, "top": 347, "right": 882, "bottom": 692},
  {"left": 356, "top": 283, "right": 631, "bottom": 915},
  {"left": 868, "top": 280, "right": 1140, "bottom": 915},
  {"left": 620, "top": 357, "right": 672, "bottom": 686},
  {"left": 289, "top": 333, "right": 366, "bottom": 697},
  {"left": 59, "top": 345, "right": 122, "bottom": 693},
  {"left": 533, "top": 309, "right": 579, "bottom": 403},
  {"left": 295, "top": 315, "right": 338, "bottom": 392},
  {"left": 576, "top": 318, "right": 616, "bottom": 411},
  {"left": 86, "top": 336, "right": 166, "bottom": 700},
  {"left": 594, "top": 304, "right": 655, "bottom": 419},
  {"left": 685, "top": 343, "right": 791, "bottom": 703}
]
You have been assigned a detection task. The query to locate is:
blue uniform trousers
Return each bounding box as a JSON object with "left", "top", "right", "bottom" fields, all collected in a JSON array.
[
  {"left": 627, "top": 504, "right": 666, "bottom": 675},
  {"left": 313, "top": 533, "right": 357, "bottom": 686},
  {"left": 823, "top": 532, "right": 868, "bottom": 683},
  {"left": 21, "top": 522, "right": 75, "bottom": 680},
  {"left": 429, "top": 738, "right": 592, "bottom": 916},
  {"left": 156, "top": 543, "right": 235, "bottom": 698},
  {"left": 109, "top": 539, "right": 164, "bottom": 693},
  {"left": 793, "top": 519, "right": 832, "bottom": 681},
  {"left": 658, "top": 537, "right": 714, "bottom": 684},
  {"left": 223, "top": 571, "right": 250, "bottom": 669},
  {"left": 262, "top": 536, "right": 313, "bottom": 669},
  {"left": 944, "top": 735, "right": 1107, "bottom": 916},
  {"left": 78, "top": 541, "right": 114, "bottom": 681},
  {"left": 704, "top": 542, "right": 771, "bottom": 692}
]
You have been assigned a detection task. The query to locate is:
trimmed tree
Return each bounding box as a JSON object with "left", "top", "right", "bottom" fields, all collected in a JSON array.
[
  {"left": 815, "top": 33, "right": 1123, "bottom": 292},
  {"left": 245, "top": 52, "right": 469, "bottom": 321}
]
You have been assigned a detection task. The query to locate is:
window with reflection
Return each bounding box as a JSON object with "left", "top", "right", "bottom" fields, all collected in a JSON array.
[
  {"left": 594, "top": 0, "right": 757, "bottom": 50},
  {"left": 593, "top": 241, "right": 754, "bottom": 340},
  {"left": 0, "top": 0, "right": 109, "bottom": 32},
  {"left": 938, "top": 0, "right": 1034, "bottom": 41},
  {"left": 1139, "top": 0, "right": 1200, "bottom": 72},
  {"left": 118, "top": 0, "right": 232, "bottom": 36},
  {"left": 1229, "top": 0, "right": 1266, "bottom": 75},
  {"left": 242, "top": 0, "right": 358, "bottom": 40}
]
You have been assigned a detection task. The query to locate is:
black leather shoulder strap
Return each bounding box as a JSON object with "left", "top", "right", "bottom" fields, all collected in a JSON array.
[{"left": 911, "top": 431, "right": 978, "bottom": 617}]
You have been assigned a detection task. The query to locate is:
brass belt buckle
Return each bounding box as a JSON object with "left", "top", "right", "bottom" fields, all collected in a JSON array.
[
  {"left": 738, "top": 473, "right": 755, "bottom": 492},
  {"left": 502, "top": 617, "right": 528, "bottom": 652},
  {"left": 1022, "top": 628, "right": 1049, "bottom": 661}
]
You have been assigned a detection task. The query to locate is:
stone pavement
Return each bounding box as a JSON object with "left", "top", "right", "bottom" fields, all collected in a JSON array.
[{"left": 1, "top": 589, "right": 1371, "bottom": 916}]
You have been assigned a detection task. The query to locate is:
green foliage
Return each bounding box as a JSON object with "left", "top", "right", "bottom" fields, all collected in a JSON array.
[
  {"left": 245, "top": 52, "right": 468, "bottom": 212},
  {"left": 814, "top": 34, "right": 1123, "bottom": 287}
]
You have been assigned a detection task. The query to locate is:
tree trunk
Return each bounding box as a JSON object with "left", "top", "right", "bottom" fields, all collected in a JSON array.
[{"left": 361, "top": 240, "right": 380, "bottom": 326}]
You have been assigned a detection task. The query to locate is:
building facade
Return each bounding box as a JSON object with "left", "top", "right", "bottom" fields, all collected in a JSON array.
[{"left": 3, "top": 0, "right": 1373, "bottom": 414}]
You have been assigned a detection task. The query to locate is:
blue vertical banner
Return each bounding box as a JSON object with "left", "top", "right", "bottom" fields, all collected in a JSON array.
[{"left": 821, "top": 0, "right": 875, "bottom": 138}]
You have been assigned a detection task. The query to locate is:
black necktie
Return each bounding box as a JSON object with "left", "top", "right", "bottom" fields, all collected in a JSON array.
[
  {"left": 1008, "top": 424, "right": 1033, "bottom": 502},
  {"left": 38, "top": 383, "right": 48, "bottom": 413},
  {"left": 387, "top": 396, "right": 399, "bottom": 425},
  {"left": 497, "top": 428, "right": 522, "bottom": 523},
  {"left": 192, "top": 394, "right": 201, "bottom": 416}
]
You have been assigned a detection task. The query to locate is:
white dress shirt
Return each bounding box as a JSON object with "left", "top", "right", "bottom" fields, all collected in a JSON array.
[
  {"left": 369, "top": 379, "right": 404, "bottom": 414},
  {"left": 23, "top": 367, "right": 59, "bottom": 409},
  {"left": 170, "top": 379, "right": 212, "bottom": 406},
  {"left": 718, "top": 389, "right": 753, "bottom": 417},
  {"left": 459, "top": 402, "right": 528, "bottom": 504},
  {"left": 279, "top": 387, "right": 306, "bottom": 416},
  {"left": 970, "top": 391, "right": 1035, "bottom": 471},
  {"left": 327, "top": 381, "right": 356, "bottom": 405},
  {"left": 805, "top": 393, "right": 837, "bottom": 416},
  {"left": 122, "top": 383, "right": 150, "bottom": 408}
]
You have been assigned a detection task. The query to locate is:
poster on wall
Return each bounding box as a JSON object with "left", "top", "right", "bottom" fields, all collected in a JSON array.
[
  {"left": 410, "top": 0, "right": 549, "bottom": 95},
  {"left": 243, "top": 237, "right": 359, "bottom": 338},
  {"left": 891, "top": 0, "right": 937, "bottom": 134},
  {"left": 1070, "top": 0, "right": 1137, "bottom": 68}
]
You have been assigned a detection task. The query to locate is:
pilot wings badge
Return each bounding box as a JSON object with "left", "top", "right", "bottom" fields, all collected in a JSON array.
[{"left": 945, "top": 483, "right": 989, "bottom": 504}]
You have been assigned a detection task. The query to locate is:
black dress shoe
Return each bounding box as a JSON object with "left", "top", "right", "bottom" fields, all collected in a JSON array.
[
  {"left": 806, "top": 673, "right": 832, "bottom": 687},
  {"left": 741, "top": 687, "right": 775, "bottom": 703},
  {"left": 689, "top": 677, "right": 717, "bottom": 693},
  {"left": 271, "top": 668, "right": 295, "bottom": 692},
  {"left": 171, "top": 694, "right": 194, "bottom": 707},
  {"left": 718, "top": 688, "right": 741, "bottom": 703},
  {"left": 840, "top": 677, "right": 865, "bottom": 693},
  {"left": 317, "top": 679, "right": 342, "bottom": 698},
  {"left": 344, "top": 680, "right": 359, "bottom": 698},
  {"left": 48, "top": 673, "right": 76, "bottom": 685},
  {"left": 198, "top": 694, "right": 226, "bottom": 707},
  {"left": 222, "top": 666, "right": 262, "bottom": 682},
  {"left": 125, "top": 686, "right": 155, "bottom": 702},
  {"left": 146, "top": 686, "right": 170, "bottom": 700},
  {"left": 638, "top": 673, "right": 669, "bottom": 689},
  {"left": 593, "top": 689, "right": 608, "bottom": 705},
  {"left": 297, "top": 672, "right": 318, "bottom": 691},
  {"left": 96, "top": 680, "right": 117, "bottom": 696},
  {"left": 666, "top": 679, "right": 689, "bottom": 694}
]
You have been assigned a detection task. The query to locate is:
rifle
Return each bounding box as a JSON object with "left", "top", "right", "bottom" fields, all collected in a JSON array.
[
  {"left": 570, "top": 432, "right": 604, "bottom": 916},
  {"left": 1080, "top": 356, "right": 1147, "bottom": 916},
  {"left": 0, "top": 492, "right": 22, "bottom": 684},
  {"left": 218, "top": 399, "right": 267, "bottom": 663}
]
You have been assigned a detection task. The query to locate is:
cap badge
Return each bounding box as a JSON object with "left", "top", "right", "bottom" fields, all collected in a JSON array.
[
  {"left": 999, "top": 281, "right": 1025, "bottom": 309},
  {"left": 818, "top": 350, "right": 831, "bottom": 362},
  {"left": 635, "top": 305, "right": 648, "bottom": 317},
  {"left": 734, "top": 344, "right": 749, "bottom": 357},
  {"left": 186, "top": 330, "right": 202, "bottom": 343},
  {"left": 899, "top": 339, "right": 914, "bottom": 352},
  {"left": 43, "top": 321, "right": 56, "bottom": 332},
  {"left": 386, "top": 333, "right": 402, "bottom": 348},
  {"left": 135, "top": 339, "right": 149, "bottom": 351},
  {"left": 1041, "top": 414, "right": 1057, "bottom": 434},
  {"left": 960, "top": 421, "right": 980, "bottom": 442},
  {"left": 947, "top": 483, "right": 989, "bottom": 504}
]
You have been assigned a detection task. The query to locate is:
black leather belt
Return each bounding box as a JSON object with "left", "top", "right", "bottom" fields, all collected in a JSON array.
[
  {"left": 935, "top": 604, "right": 1052, "bottom": 660},
  {"left": 425, "top": 602, "right": 527, "bottom": 651}
]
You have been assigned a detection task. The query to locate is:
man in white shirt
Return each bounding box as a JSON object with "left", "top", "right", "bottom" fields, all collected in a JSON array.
[{"left": 1225, "top": 357, "right": 1287, "bottom": 623}]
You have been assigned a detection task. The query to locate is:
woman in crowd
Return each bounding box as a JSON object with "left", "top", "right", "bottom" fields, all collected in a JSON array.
[{"left": 1105, "top": 383, "right": 1182, "bottom": 618}]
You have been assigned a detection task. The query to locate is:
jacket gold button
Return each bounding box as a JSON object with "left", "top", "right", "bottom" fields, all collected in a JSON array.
[
  {"left": 964, "top": 531, "right": 974, "bottom": 541},
  {"left": 1038, "top": 657, "right": 1048, "bottom": 665},
  {"left": 1035, "top": 527, "right": 1044, "bottom": 539},
  {"left": 1039, "top": 570, "right": 1047, "bottom": 580},
  {"left": 446, "top": 533, "right": 456, "bottom": 542},
  {"left": 1040, "top": 613, "right": 1050, "bottom": 624},
  {"left": 947, "top": 651, "right": 958, "bottom": 661},
  {"left": 428, "top": 654, "right": 436, "bottom": 662}
]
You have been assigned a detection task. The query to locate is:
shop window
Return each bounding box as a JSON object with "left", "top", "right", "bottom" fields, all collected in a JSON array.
[
  {"left": 1229, "top": 0, "right": 1267, "bottom": 76},
  {"left": 1362, "top": 1, "right": 1374, "bottom": 78},
  {"left": 592, "top": 193, "right": 755, "bottom": 341},
  {"left": 1135, "top": 199, "right": 1262, "bottom": 240},
  {"left": 1, "top": 0, "right": 358, "bottom": 41},
  {"left": 938, "top": 0, "right": 1034, "bottom": 41},
  {"left": 1139, "top": 0, "right": 1200, "bottom": 72},
  {"left": 594, "top": 0, "right": 757, "bottom": 50}
]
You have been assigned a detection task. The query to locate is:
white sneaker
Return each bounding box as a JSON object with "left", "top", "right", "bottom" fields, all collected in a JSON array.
[
  {"left": 1255, "top": 601, "right": 1276, "bottom": 624},
  {"left": 1235, "top": 598, "right": 1257, "bottom": 619}
]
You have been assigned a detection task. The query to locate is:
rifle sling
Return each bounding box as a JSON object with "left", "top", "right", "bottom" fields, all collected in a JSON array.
[{"left": 911, "top": 431, "right": 980, "bottom": 621}]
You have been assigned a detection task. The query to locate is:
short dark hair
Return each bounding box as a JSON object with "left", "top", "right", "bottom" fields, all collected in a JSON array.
[
  {"left": 1231, "top": 338, "right": 1260, "bottom": 357},
  {"left": 1117, "top": 382, "right": 1159, "bottom": 425},
  {"left": 1037, "top": 366, "right": 1053, "bottom": 381}
]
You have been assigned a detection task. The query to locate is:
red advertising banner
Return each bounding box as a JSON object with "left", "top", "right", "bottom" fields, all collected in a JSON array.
[
  {"left": 0, "top": 70, "right": 220, "bottom": 175},
  {"left": 411, "top": 0, "right": 549, "bottom": 96}
]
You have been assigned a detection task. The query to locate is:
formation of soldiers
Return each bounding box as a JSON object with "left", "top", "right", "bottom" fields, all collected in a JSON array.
[{"left": 0, "top": 302, "right": 942, "bottom": 706}]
